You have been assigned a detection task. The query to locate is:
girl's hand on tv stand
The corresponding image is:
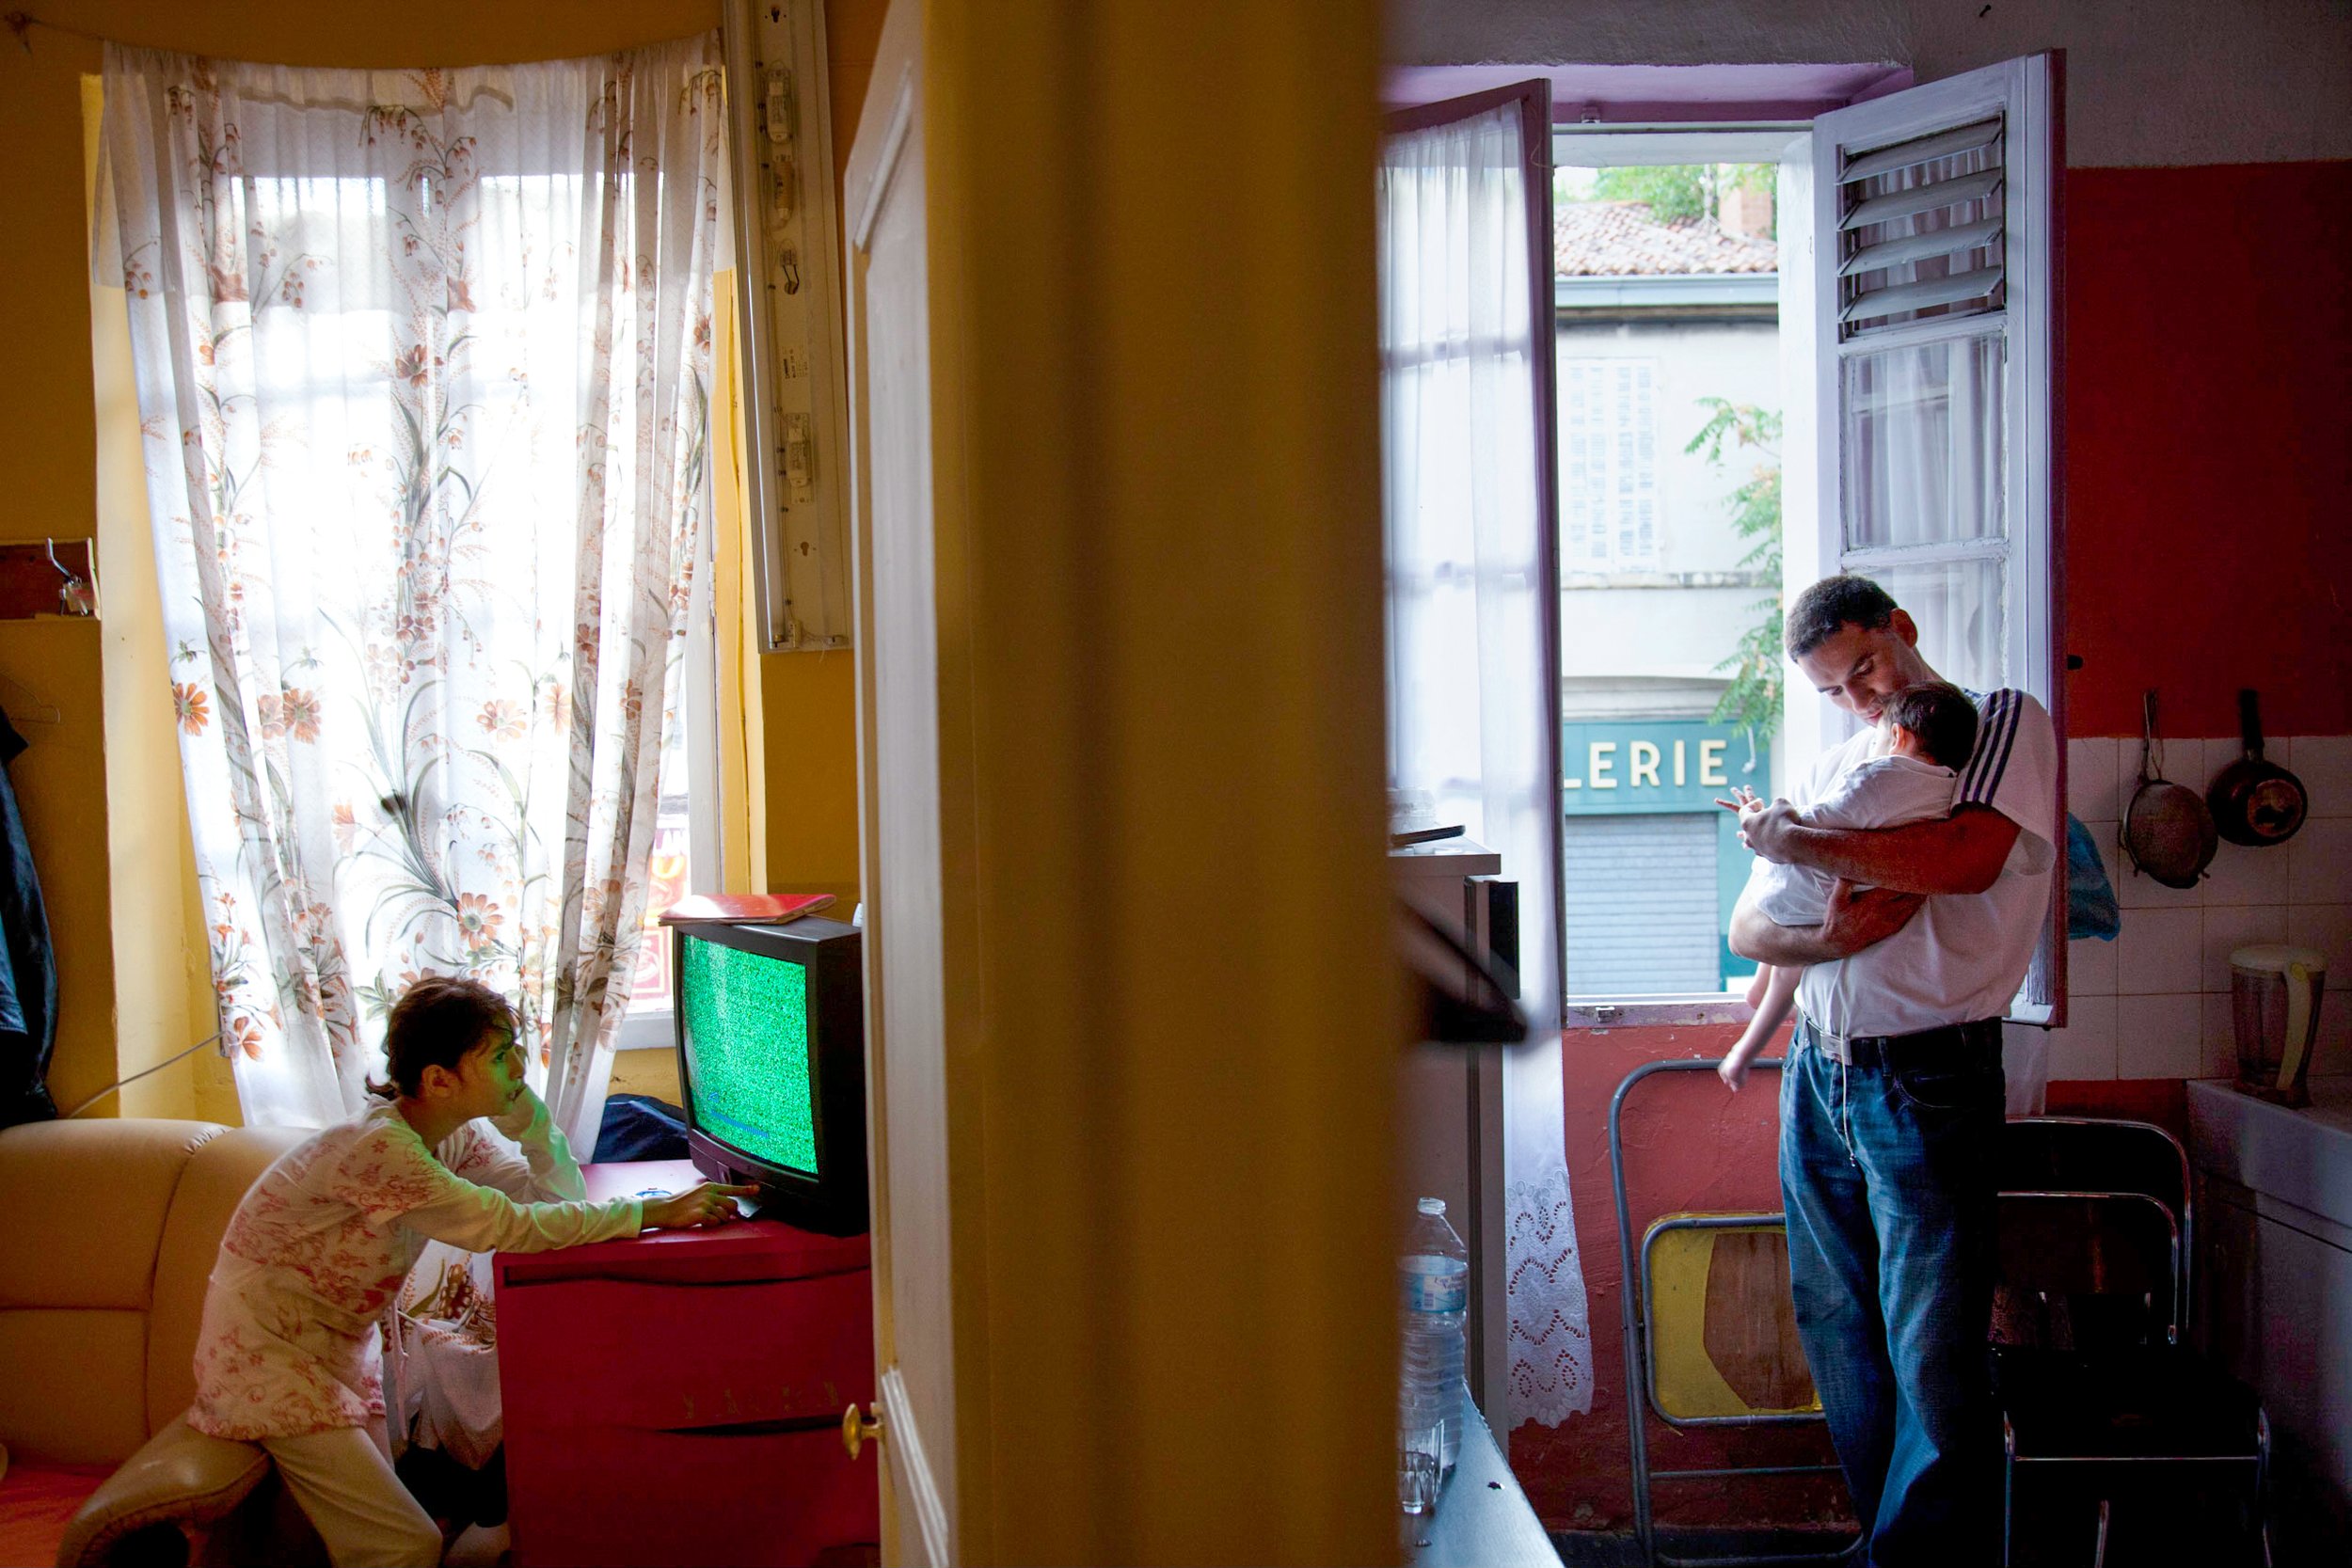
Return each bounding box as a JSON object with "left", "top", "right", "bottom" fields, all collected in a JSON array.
[{"left": 644, "top": 1182, "right": 761, "bottom": 1230}]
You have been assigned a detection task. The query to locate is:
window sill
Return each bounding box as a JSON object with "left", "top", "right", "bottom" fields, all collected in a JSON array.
[
  {"left": 1565, "top": 996, "right": 1756, "bottom": 1030},
  {"left": 613, "top": 1007, "right": 676, "bottom": 1053}
]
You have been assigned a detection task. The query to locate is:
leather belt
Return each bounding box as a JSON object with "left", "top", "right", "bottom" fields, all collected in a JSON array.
[{"left": 1801, "top": 1014, "right": 2004, "bottom": 1069}]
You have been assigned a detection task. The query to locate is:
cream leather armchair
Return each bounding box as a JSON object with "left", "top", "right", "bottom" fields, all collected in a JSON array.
[{"left": 0, "top": 1117, "right": 315, "bottom": 1566}]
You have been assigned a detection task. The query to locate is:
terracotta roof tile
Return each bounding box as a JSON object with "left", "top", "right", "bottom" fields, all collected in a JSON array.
[{"left": 1554, "top": 201, "right": 1778, "bottom": 277}]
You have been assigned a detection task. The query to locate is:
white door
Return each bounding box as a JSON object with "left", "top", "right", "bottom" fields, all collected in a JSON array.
[{"left": 841, "top": 6, "right": 953, "bottom": 1561}]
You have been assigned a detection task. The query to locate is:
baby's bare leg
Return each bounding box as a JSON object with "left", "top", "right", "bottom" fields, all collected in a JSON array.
[
  {"left": 1755, "top": 964, "right": 1802, "bottom": 1043},
  {"left": 1723, "top": 965, "right": 1804, "bottom": 1090}
]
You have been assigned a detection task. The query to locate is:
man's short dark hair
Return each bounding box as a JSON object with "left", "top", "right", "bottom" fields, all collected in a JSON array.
[
  {"left": 1883, "top": 682, "right": 1979, "bottom": 771},
  {"left": 1786, "top": 574, "right": 1899, "bottom": 659}
]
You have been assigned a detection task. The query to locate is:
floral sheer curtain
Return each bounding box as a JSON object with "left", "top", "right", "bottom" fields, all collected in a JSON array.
[
  {"left": 1379, "top": 100, "right": 1593, "bottom": 1426},
  {"left": 100, "top": 38, "right": 723, "bottom": 1142}
]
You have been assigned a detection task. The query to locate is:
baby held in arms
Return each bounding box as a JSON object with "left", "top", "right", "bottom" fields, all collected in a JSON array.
[{"left": 1714, "top": 682, "right": 1980, "bottom": 1090}]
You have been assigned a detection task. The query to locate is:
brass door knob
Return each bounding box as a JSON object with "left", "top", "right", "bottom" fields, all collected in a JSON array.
[{"left": 842, "top": 1402, "right": 883, "bottom": 1460}]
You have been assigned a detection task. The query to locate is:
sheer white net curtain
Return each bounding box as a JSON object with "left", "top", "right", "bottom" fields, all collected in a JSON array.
[
  {"left": 100, "top": 40, "right": 723, "bottom": 1141},
  {"left": 1379, "top": 99, "right": 1593, "bottom": 1427}
]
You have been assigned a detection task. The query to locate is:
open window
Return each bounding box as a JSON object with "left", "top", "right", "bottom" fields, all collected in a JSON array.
[
  {"left": 1550, "top": 127, "right": 1798, "bottom": 1021},
  {"left": 612, "top": 510, "right": 723, "bottom": 1051},
  {"left": 1378, "top": 79, "right": 1572, "bottom": 1429},
  {"left": 1549, "top": 53, "right": 2063, "bottom": 1026}
]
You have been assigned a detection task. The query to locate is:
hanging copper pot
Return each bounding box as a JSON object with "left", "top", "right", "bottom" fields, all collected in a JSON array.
[{"left": 2207, "top": 689, "right": 2307, "bottom": 847}]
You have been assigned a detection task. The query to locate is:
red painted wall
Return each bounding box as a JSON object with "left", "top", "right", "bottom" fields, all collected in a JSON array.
[
  {"left": 1512, "top": 1022, "right": 1850, "bottom": 1532},
  {"left": 2062, "top": 162, "right": 2352, "bottom": 739}
]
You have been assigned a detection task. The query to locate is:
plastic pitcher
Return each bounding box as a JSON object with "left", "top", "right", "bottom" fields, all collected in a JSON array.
[{"left": 2231, "top": 944, "right": 2328, "bottom": 1108}]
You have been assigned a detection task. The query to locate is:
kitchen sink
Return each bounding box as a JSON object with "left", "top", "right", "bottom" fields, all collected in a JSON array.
[{"left": 2188, "top": 1074, "right": 2352, "bottom": 1231}]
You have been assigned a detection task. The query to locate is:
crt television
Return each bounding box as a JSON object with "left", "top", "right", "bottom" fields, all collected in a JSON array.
[{"left": 672, "top": 916, "right": 868, "bottom": 1235}]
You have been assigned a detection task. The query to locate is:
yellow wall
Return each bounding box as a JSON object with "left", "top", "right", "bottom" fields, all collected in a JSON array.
[
  {"left": 0, "top": 0, "right": 725, "bottom": 1120},
  {"left": 84, "top": 76, "right": 234, "bottom": 1125},
  {"left": 754, "top": 0, "right": 885, "bottom": 914},
  {"left": 0, "top": 16, "right": 120, "bottom": 1121}
]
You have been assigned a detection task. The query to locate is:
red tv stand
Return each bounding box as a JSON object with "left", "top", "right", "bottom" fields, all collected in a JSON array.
[{"left": 494, "top": 1160, "right": 878, "bottom": 1567}]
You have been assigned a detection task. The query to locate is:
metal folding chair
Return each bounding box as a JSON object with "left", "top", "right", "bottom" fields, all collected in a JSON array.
[
  {"left": 1608, "top": 1058, "right": 1858, "bottom": 1568},
  {"left": 1994, "top": 1117, "right": 2272, "bottom": 1566}
]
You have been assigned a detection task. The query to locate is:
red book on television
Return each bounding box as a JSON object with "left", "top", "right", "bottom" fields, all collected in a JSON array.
[{"left": 658, "top": 892, "right": 837, "bottom": 926}]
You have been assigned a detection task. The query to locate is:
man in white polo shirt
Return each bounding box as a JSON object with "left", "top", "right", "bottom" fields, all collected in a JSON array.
[{"left": 1727, "top": 574, "right": 2058, "bottom": 1567}]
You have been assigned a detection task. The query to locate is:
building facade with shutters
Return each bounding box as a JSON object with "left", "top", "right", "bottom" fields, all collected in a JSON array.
[{"left": 1553, "top": 190, "right": 1784, "bottom": 997}]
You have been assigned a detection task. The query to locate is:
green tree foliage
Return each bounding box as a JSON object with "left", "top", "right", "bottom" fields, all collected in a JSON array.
[
  {"left": 1590, "top": 164, "right": 1776, "bottom": 238},
  {"left": 1686, "top": 399, "right": 1784, "bottom": 738},
  {"left": 1593, "top": 165, "right": 1711, "bottom": 224}
]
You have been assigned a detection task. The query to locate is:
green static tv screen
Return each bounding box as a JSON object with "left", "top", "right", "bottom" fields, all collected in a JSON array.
[{"left": 680, "top": 934, "right": 818, "bottom": 1177}]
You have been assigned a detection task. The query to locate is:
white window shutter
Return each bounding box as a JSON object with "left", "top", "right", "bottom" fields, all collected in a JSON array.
[
  {"left": 1836, "top": 117, "right": 2008, "bottom": 334},
  {"left": 1809, "top": 54, "right": 2066, "bottom": 1025}
]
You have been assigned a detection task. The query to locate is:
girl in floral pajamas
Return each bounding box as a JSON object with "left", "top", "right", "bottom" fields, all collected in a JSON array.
[{"left": 187, "top": 976, "right": 753, "bottom": 1566}]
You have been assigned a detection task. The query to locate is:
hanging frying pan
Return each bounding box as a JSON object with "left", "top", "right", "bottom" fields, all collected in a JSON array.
[
  {"left": 2208, "top": 689, "right": 2308, "bottom": 847},
  {"left": 2122, "top": 690, "right": 2217, "bottom": 890}
]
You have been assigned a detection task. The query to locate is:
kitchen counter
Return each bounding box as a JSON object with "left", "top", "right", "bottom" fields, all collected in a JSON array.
[
  {"left": 1403, "top": 1395, "right": 1557, "bottom": 1568},
  {"left": 2186, "top": 1075, "right": 2352, "bottom": 1234},
  {"left": 2185, "top": 1076, "right": 2352, "bottom": 1553}
]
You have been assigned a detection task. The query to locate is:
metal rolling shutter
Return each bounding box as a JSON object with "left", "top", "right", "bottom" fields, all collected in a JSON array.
[{"left": 1564, "top": 813, "right": 1721, "bottom": 995}]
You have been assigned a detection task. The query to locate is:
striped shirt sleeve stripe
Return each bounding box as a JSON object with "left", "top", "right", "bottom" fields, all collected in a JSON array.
[
  {"left": 1963, "top": 692, "right": 2019, "bottom": 802},
  {"left": 1960, "top": 690, "right": 2022, "bottom": 805},
  {"left": 1957, "top": 693, "right": 1996, "bottom": 799}
]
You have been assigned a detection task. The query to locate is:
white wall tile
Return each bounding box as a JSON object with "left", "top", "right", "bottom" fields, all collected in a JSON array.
[
  {"left": 2285, "top": 903, "right": 2352, "bottom": 981},
  {"left": 2047, "top": 993, "right": 2118, "bottom": 1081},
  {"left": 2201, "top": 992, "right": 2238, "bottom": 1079},
  {"left": 2311, "top": 991, "right": 2352, "bottom": 1078},
  {"left": 2115, "top": 739, "right": 2155, "bottom": 824},
  {"left": 2079, "top": 817, "right": 2136, "bottom": 888},
  {"left": 2067, "top": 736, "right": 2121, "bottom": 822},
  {"left": 2075, "top": 817, "right": 2121, "bottom": 895},
  {"left": 2068, "top": 930, "right": 2118, "bottom": 998},
  {"left": 2290, "top": 736, "right": 2352, "bottom": 818},
  {"left": 2287, "top": 817, "right": 2352, "bottom": 905},
  {"left": 2201, "top": 904, "right": 2289, "bottom": 991},
  {"left": 2202, "top": 840, "right": 2292, "bottom": 906},
  {"left": 2194, "top": 736, "right": 2239, "bottom": 794},
  {"left": 2118, "top": 994, "right": 2203, "bottom": 1079},
  {"left": 2047, "top": 732, "right": 2347, "bottom": 1083},
  {"left": 2116, "top": 847, "right": 2207, "bottom": 910},
  {"left": 2119, "top": 906, "right": 2203, "bottom": 994}
]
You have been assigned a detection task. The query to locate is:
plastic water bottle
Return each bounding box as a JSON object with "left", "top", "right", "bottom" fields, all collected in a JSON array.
[{"left": 1399, "top": 1196, "right": 1469, "bottom": 1483}]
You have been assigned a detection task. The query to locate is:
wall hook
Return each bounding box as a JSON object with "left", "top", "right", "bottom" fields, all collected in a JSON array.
[
  {"left": 46, "top": 539, "right": 93, "bottom": 617},
  {"left": 0, "top": 538, "right": 98, "bottom": 620}
]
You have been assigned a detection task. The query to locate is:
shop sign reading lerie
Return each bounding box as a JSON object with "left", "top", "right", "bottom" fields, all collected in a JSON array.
[{"left": 1560, "top": 721, "right": 1769, "bottom": 816}]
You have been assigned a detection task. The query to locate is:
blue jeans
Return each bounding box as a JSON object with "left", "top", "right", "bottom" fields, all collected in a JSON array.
[{"left": 1779, "top": 1016, "right": 2004, "bottom": 1566}]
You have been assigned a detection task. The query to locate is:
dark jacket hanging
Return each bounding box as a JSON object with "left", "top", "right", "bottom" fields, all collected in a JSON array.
[{"left": 0, "top": 708, "right": 58, "bottom": 1128}]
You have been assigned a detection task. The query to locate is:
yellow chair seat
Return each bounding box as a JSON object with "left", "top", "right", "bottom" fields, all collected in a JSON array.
[{"left": 1642, "top": 1213, "right": 1820, "bottom": 1422}]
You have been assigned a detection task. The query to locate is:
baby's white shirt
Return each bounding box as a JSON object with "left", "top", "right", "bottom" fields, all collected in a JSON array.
[{"left": 1743, "top": 752, "right": 1956, "bottom": 928}]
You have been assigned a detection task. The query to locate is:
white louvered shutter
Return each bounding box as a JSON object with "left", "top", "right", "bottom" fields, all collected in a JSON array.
[
  {"left": 1810, "top": 54, "right": 2065, "bottom": 1024},
  {"left": 1837, "top": 119, "right": 2008, "bottom": 333}
]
